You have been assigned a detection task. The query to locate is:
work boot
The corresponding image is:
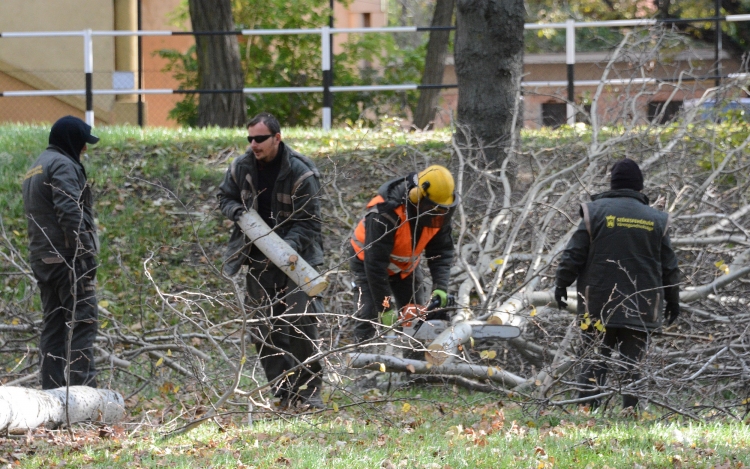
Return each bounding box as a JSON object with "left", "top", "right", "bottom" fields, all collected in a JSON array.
[
  {"left": 299, "top": 393, "right": 325, "bottom": 410},
  {"left": 295, "top": 385, "right": 325, "bottom": 411},
  {"left": 271, "top": 392, "right": 292, "bottom": 411}
]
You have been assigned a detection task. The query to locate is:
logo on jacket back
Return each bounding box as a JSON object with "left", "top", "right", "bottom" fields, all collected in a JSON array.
[{"left": 606, "top": 215, "right": 616, "bottom": 228}]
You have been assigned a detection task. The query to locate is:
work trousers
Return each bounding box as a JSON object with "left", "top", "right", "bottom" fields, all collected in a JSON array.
[
  {"left": 31, "top": 256, "right": 99, "bottom": 390},
  {"left": 245, "top": 257, "right": 322, "bottom": 403},
  {"left": 577, "top": 326, "right": 648, "bottom": 409},
  {"left": 349, "top": 256, "right": 428, "bottom": 342}
]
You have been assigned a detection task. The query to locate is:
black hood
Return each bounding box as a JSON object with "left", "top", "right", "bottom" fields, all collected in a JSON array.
[{"left": 48, "top": 115, "right": 99, "bottom": 162}]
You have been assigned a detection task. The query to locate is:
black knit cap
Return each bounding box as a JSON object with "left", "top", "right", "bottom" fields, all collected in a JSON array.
[
  {"left": 49, "top": 115, "right": 99, "bottom": 162},
  {"left": 610, "top": 158, "right": 643, "bottom": 191}
]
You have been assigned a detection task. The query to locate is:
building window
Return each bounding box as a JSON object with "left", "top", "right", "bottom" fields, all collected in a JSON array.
[
  {"left": 648, "top": 101, "right": 682, "bottom": 124},
  {"left": 542, "top": 102, "right": 567, "bottom": 128},
  {"left": 363, "top": 13, "right": 371, "bottom": 28}
]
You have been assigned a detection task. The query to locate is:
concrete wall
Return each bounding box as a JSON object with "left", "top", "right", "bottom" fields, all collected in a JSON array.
[{"left": 0, "top": 0, "right": 116, "bottom": 124}]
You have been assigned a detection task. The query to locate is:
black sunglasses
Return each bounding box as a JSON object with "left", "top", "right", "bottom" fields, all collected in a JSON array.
[{"left": 247, "top": 134, "right": 275, "bottom": 144}]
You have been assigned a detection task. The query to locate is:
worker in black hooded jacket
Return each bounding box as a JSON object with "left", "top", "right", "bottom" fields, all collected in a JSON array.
[
  {"left": 22, "top": 115, "right": 101, "bottom": 389},
  {"left": 555, "top": 158, "right": 681, "bottom": 410}
]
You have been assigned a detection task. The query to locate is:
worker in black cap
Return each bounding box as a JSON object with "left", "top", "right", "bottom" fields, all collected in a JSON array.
[
  {"left": 554, "top": 158, "right": 681, "bottom": 412},
  {"left": 22, "top": 115, "right": 101, "bottom": 389}
]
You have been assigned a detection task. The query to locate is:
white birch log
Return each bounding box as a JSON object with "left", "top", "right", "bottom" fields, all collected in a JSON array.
[
  {"left": 237, "top": 210, "right": 328, "bottom": 297},
  {"left": 426, "top": 290, "right": 574, "bottom": 366},
  {"left": 425, "top": 321, "right": 473, "bottom": 365},
  {"left": 347, "top": 353, "right": 525, "bottom": 388},
  {"left": 0, "top": 386, "right": 125, "bottom": 432}
]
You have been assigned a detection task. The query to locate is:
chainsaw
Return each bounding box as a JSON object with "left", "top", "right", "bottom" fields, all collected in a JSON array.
[{"left": 399, "top": 298, "right": 521, "bottom": 343}]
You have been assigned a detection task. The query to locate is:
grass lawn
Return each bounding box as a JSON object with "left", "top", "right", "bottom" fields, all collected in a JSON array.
[
  {"left": 2, "top": 388, "right": 749, "bottom": 468},
  {"left": 1, "top": 122, "right": 749, "bottom": 468}
]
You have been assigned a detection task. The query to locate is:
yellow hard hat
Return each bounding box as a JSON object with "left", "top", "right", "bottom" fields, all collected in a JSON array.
[{"left": 408, "top": 165, "right": 455, "bottom": 207}]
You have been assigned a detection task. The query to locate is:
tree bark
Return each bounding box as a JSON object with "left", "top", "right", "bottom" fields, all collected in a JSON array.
[
  {"left": 188, "top": 0, "right": 246, "bottom": 127},
  {"left": 236, "top": 210, "right": 328, "bottom": 296},
  {"left": 454, "top": 0, "right": 524, "bottom": 166},
  {"left": 0, "top": 386, "right": 125, "bottom": 432},
  {"left": 413, "top": 0, "right": 455, "bottom": 130},
  {"left": 347, "top": 353, "right": 525, "bottom": 388}
]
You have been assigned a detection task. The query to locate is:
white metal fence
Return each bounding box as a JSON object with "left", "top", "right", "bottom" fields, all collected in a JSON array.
[{"left": 1, "top": 15, "right": 749, "bottom": 129}]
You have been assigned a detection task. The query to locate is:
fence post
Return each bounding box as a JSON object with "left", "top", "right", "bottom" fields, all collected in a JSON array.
[
  {"left": 83, "top": 28, "right": 94, "bottom": 126},
  {"left": 715, "top": 0, "right": 722, "bottom": 87},
  {"left": 322, "top": 26, "right": 332, "bottom": 131},
  {"left": 566, "top": 19, "right": 575, "bottom": 125},
  {"left": 137, "top": 0, "right": 144, "bottom": 127}
]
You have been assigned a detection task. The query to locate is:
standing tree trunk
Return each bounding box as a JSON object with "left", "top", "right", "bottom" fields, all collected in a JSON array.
[
  {"left": 454, "top": 0, "right": 524, "bottom": 167},
  {"left": 188, "top": 0, "right": 246, "bottom": 127},
  {"left": 413, "top": 0, "right": 455, "bottom": 130}
]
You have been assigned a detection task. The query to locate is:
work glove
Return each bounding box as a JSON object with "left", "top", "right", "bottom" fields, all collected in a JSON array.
[
  {"left": 380, "top": 309, "right": 397, "bottom": 327},
  {"left": 430, "top": 289, "right": 455, "bottom": 310},
  {"left": 232, "top": 208, "right": 245, "bottom": 222},
  {"left": 665, "top": 302, "right": 680, "bottom": 325},
  {"left": 554, "top": 286, "right": 568, "bottom": 310}
]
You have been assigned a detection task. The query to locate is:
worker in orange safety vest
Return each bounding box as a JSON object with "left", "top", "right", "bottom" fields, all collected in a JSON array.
[{"left": 348, "top": 165, "right": 457, "bottom": 343}]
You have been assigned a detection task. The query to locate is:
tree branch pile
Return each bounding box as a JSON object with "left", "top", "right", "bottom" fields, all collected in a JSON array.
[{"left": 0, "top": 27, "right": 748, "bottom": 431}]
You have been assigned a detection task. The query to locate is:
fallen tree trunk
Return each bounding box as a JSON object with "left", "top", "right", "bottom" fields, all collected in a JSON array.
[
  {"left": 0, "top": 386, "right": 125, "bottom": 432},
  {"left": 348, "top": 352, "right": 526, "bottom": 388}
]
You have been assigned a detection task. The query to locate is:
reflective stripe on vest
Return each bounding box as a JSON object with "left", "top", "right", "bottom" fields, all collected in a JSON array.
[{"left": 350, "top": 195, "right": 441, "bottom": 278}]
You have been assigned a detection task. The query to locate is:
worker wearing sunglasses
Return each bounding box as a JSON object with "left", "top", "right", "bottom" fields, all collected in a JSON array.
[{"left": 218, "top": 112, "right": 325, "bottom": 411}]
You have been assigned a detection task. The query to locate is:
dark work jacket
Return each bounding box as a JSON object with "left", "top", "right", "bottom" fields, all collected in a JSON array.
[
  {"left": 22, "top": 145, "right": 99, "bottom": 262},
  {"left": 555, "top": 189, "right": 680, "bottom": 331},
  {"left": 217, "top": 142, "right": 323, "bottom": 276},
  {"left": 350, "top": 177, "right": 455, "bottom": 309}
]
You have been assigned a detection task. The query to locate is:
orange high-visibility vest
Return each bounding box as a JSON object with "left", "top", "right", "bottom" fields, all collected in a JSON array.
[{"left": 351, "top": 195, "right": 442, "bottom": 278}]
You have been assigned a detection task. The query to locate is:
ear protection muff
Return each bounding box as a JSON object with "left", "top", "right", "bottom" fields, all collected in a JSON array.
[{"left": 408, "top": 180, "right": 431, "bottom": 204}]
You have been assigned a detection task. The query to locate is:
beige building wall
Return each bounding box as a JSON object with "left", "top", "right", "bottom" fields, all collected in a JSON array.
[{"left": 0, "top": 0, "right": 116, "bottom": 124}]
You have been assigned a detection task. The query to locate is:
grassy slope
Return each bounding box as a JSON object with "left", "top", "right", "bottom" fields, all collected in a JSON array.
[
  {"left": 0, "top": 123, "right": 451, "bottom": 315},
  {"left": 1, "top": 123, "right": 749, "bottom": 468}
]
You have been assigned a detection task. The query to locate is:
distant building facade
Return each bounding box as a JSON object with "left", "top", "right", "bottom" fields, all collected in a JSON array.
[
  {"left": 0, "top": 0, "right": 387, "bottom": 127},
  {"left": 436, "top": 48, "right": 744, "bottom": 129},
  {"left": 1, "top": 1, "right": 744, "bottom": 128}
]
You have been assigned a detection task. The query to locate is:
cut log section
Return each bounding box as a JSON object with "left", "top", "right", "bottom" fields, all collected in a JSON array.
[
  {"left": 236, "top": 210, "right": 328, "bottom": 296},
  {"left": 426, "top": 290, "right": 558, "bottom": 365},
  {"left": 0, "top": 386, "right": 125, "bottom": 432}
]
